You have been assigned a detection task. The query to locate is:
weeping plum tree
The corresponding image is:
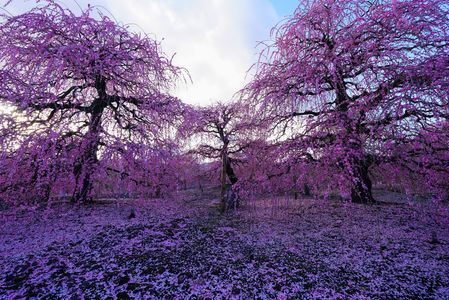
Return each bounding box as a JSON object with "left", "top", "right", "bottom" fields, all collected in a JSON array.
[
  {"left": 0, "top": 1, "right": 186, "bottom": 203},
  {"left": 377, "top": 120, "right": 449, "bottom": 200},
  {"left": 186, "top": 101, "right": 253, "bottom": 208},
  {"left": 237, "top": 139, "right": 315, "bottom": 199},
  {"left": 245, "top": 0, "right": 449, "bottom": 203}
]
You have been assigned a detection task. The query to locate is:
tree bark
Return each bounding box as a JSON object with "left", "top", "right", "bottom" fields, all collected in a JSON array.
[
  {"left": 220, "top": 150, "right": 239, "bottom": 212},
  {"left": 224, "top": 156, "right": 238, "bottom": 185},
  {"left": 350, "top": 158, "right": 374, "bottom": 203},
  {"left": 220, "top": 150, "right": 227, "bottom": 211},
  {"left": 332, "top": 66, "right": 374, "bottom": 204},
  {"left": 72, "top": 76, "right": 106, "bottom": 203},
  {"left": 72, "top": 111, "right": 102, "bottom": 203}
]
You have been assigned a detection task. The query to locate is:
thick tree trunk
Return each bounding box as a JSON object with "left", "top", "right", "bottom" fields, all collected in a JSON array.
[
  {"left": 72, "top": 77, "right": 106, "bottom": 203},
  {"left": 72, "top": 76, "right": 108, "bottom": 202},
  {"left": 220, "top": 151, "right": 239, "bottom": 212},
  {"left": 350, "top": 159, "right": 374, "bottom": 203},
  {"left": 220, "top": 151, "right": 227, "bottom": 209},
  {"left": 332, "top": 66, "right": 374, "bottom": 204},
  {"left": 224, "top": 156, "right": 238, "bottom": 185},
  {"left": 72, "top": 111, "right": 102, "bottom": 203},
  {"left": 72, "top": 165, "right": 94, "bottom": 203}
]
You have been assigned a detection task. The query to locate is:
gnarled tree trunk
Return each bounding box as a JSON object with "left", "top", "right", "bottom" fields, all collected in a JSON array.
[
  {"left": 333, "top": 67, "right": 374, "bottom": 204},
  {"left": 349, "top": 158, "right": 374, "bottom": 203},
  {"left": 72, "top": 111, "right": 102, "bottom": 203},
  {"left": 72, "top": 77, "right": 106, "bottom": 203},
  {"left": 220, "top": 150, "right": 239, "bottom": 212}
]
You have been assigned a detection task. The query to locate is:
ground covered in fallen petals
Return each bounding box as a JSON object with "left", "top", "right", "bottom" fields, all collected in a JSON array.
[{"left": 1, "top": 192, "right": 448, "bottom": 299}]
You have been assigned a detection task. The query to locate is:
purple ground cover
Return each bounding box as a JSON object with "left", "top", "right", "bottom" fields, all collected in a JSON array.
[{"left": 1, "top": 194, "right": 448, "bottom": 299}]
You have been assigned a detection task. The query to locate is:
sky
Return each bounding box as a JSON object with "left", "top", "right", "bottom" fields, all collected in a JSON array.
[{"left": 4, "top": 0, "right": 299, "bottom": 106}]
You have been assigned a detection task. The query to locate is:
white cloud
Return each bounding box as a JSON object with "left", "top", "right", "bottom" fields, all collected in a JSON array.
[
  {"left": 5, "top": 0, "right": 279, "bottom": 105},
  {"left": 105, "top": 0, "right": 279, "bottom": 106}
]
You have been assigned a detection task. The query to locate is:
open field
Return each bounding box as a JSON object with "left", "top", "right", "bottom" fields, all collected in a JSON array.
[{"left": 1, "top": 193, "right": 448, "bottom": 299}]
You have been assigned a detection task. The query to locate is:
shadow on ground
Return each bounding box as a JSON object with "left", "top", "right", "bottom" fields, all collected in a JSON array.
[{"left": 0, "top": 194, "right": 448, "bottom": 299}]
